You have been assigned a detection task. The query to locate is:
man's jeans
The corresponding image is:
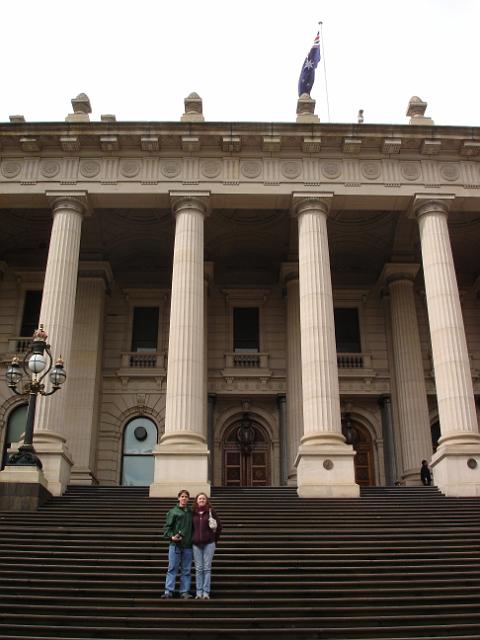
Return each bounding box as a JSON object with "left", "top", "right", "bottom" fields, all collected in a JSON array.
[
  {"left": 193, "top": 543, "right": 216, "bottom": 595},
  {"left": 165, "top": 544, "right": 193, "bottom": 595}
]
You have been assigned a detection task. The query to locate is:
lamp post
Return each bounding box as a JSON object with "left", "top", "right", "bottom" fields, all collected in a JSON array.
[{"left": 5, "top": 325, "right": 66, "bottom": 469}]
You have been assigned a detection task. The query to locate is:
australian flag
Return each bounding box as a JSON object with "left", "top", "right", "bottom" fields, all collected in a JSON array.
[{"left": 298, "top": 32, "right": 321, "bottom": 96}]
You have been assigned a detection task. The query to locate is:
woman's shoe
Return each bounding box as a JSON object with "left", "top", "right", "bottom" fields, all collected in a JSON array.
[{"left": 195, "top": 594, "right": 203, "bottom": 599}]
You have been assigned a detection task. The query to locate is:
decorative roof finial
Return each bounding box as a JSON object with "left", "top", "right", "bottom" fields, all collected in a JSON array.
[{"left": 406, "top": 96, "right": 434, "bottom": 125}]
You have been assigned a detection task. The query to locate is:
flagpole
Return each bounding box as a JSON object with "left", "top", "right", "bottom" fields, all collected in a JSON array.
[{"left": 319, "top": 21, "right": 331, "bottom": 122}]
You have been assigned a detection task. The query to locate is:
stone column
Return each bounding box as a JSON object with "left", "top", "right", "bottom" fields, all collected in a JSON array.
[
  {"left": 382, "top": 264, "right": 432, "bottom": 484},
  {"left": 207, "top": 394, "right": 216, "bottom": 483},
  {"left": 379, "top": 395, "right": 397, "bottom": 486},
  {"left": 150, "top": 192, "right": 210, "bottom": 497},
  {"left": 281, "top": 265, "right": 303, "bottom": 484},
  {"left": 414, "top": 195, "right": 480, "bottom": 496},
  {"left": 33, "top": 192, "right": 90, "bottom": 495},
  {"left": 277, "top": 394, "right": 288, "bottom": 485},
  {"left": 292, "top": 193, "right": 358, "bottom": 497},
  {"left": 66, "top": 262, "right": 112, "bottom": 485}
]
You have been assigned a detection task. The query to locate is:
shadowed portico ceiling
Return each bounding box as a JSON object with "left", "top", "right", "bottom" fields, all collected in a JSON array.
[{"left": 0, "top": 206, "right": 479, "bottom": 287}]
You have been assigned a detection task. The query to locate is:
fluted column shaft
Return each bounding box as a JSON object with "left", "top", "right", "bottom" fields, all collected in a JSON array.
[
  {"left": 387, "top": 270, "right": 432, "bottom": 481},
  {"left": 416, "top": 198, "right": 479, "bottom": 444},
  {"left": 297, "top": 198, "right": 343, "bottom": 444},
  {"left": 36, "top": 196, "right": 86, "bottom": 436},
  {"left": 66, "top": 266, "right": 110, "bottom": 484},
  {"left": 285, "top": 276, "right": 303, "bottom": 478},
  {"left": 163, "top": 196, "right": 207, "bottom": 445}
]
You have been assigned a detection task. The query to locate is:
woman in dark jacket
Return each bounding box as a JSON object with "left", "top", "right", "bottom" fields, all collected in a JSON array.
[{"left": 192, "top": 493, "right": 222, "bottom": 599}]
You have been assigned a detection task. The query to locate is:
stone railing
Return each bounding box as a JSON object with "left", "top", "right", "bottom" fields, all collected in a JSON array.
[
  {"left": 7, "top": 337, "right": 32, "bottom": 354},
  {"left": 224, "top": 352, "right": 270, "bottom": 369},
  {"left": 121, "top": 352, "right": 167, "bottom": 369},
  {"left": 337, "top": 353, "right": 372, "bottom": 370}
]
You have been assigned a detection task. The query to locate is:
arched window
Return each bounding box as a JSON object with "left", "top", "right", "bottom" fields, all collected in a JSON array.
[
  {"left": 2, "top": 404, "right": 27, "bottom": 469},
  {"left": 121, "top": 417, "right": 158, "bottom": 486}
]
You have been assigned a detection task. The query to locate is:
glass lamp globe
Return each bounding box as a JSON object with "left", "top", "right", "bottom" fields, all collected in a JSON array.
[
  {"left": 6, "top": 360, "right": 23, "bottom": 386},
  {"left": 28, "top": 353, "right": 47, "bottom": 374},
  {"left": 50, "top": 360, "right": 66, "bottom": 387}
]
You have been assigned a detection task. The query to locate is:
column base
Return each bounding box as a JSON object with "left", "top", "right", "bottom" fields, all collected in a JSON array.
[
  {"left": 0, "top": 466, "right": 52, "bottom": 510},
  {"left": 431, "top": 443, "right": 480, "bottom": 497},
  {"left": 295, "top": 443, "right": 359, "bottom": 498},
  {"left": 287, "top": 470, "right": 298, "bottom": 487},
  {"left": 70, "top": 467, "right": 98, "bottom": 485},
  {"left": 32, "top": 432, "right": 73, "bottom": 496},
  {"left": 150, "top": 442, "right": 210, "bottom": 498},
  {"left": 402, "top": 471, "right": 424, "bottom": 486}
]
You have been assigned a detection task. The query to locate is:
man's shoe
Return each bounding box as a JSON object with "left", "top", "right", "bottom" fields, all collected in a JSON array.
[
  {"left": 180, "top": 592, "right": 193, "bottom": 599},
  {"left": 203, "top": 594, "right": 210, "bottom": 599},
  {"left": 195, "top": 594, "right": 203, "bottom": 599},
  {"left": 161, "top": 593, "right": 172, "bottom": 599}
]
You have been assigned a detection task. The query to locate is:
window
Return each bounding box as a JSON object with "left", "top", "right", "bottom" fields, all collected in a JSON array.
[
  {"left": 334, "top": 308, "right": 361, "bottom": 353},
  {"left": 131, "top": 307, "right": 159, "bottom": 352},
  {"left": 121, "top": 417, "right": 158, "bottom": 486},
  {"left": 2, "top": 404, "right": 27, "bottom": 469},
  {"left": 233, "top": 307, "right": 259, "bottom": 352},
  {"left": 20, "top": 290, "right": 42, "bottom": 337}
]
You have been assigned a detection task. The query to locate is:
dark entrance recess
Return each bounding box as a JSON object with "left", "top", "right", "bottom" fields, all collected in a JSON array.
[{"left": 223, "top": 415, "right": 270, "bottom": 486}]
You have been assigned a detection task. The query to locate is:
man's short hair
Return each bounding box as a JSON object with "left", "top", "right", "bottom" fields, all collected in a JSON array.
[{"left": 177, "top": 489, "right": 190, "bottom": 498}]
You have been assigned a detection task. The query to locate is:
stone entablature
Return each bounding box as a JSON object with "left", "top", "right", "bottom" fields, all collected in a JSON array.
[
  {"left": 1, "top": 155, "right": 479, "bottom": 191},
  {"left": 1, "top": 122, "right": 479, "bottom": 210}
]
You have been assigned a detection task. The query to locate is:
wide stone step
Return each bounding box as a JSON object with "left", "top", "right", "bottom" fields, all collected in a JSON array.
[
  {"left": 0, "top": 620, "right": 479, "bottom": 639},
  {"left": 1, "top": 486, "right": 479, "bottom": 638}
]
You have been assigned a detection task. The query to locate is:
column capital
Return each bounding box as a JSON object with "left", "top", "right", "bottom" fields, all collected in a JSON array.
[
  {"left": 411, "top": 194, "right": 455, "bottom": 219},
  {"left": 45, "top": 191, "right": 91, "bottom": 217},
  {"left": 291, "top": 192, "right": 334, "bottom": 218},
  {"left": 204, "top": 261, "right": 214, "bottom": 283},
  {"left": 78, "top": 260, "right": 114, "bottom": 289},
  {"left": 169, "top": 190, "right": 211, "bottom": 217},
  {"left": 379, "top": 263, "right": 420, "bottom": 286},
  {"left": 279, "top": 262, "right": 299, "bottom": 286}
]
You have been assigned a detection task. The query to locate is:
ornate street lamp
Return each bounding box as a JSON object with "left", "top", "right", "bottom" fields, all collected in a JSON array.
[{"left": 5, "top": 325, "right": 66, "bottom": 469}]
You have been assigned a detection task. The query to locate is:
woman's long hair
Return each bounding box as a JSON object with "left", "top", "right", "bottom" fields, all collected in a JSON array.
[{"left": 193, "top": 492, "right": 212, "bottom": 513}]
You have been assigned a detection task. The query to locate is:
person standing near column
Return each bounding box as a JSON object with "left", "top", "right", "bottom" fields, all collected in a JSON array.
[
  {"left": 162, "top": 489, "right": 193, "bottom": 599},
  {"left": 192, "top": 492, "right": 222, "bottom": 599}
]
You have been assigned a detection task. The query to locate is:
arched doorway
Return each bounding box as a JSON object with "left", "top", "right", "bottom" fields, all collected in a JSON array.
[
  {"left": 342, "top": 415, "right": 375, "bottom": 486},
  {"left": 1, "top": 404, "right": 27, "bottom": 470},
  {"left": 222, "top": 414, "right": 271, "bottom": 486},
  {"left": 121, "top": 417, "right": 158, "bottom": 486}
]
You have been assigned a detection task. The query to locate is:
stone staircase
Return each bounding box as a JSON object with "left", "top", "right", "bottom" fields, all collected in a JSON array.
[{"left": 0, "top": 485, "right": 479, "bottom": 639}]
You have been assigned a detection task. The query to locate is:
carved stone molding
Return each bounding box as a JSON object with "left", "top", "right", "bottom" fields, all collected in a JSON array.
[{"left": 0, "top": 154, "right": 479, "bottom": 197}]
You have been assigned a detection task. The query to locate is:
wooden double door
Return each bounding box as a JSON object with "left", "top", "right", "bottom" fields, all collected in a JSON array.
[
  {"left": 223, "top": 420, "right": 271, "bottom": 487},
  {"left": 342, "top": 417, "right": 375, "bottom": 486}
]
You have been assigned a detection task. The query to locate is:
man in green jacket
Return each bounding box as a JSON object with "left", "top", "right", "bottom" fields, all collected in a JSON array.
[{"left": 162, "top": 489, "right": 193, "bottom": 599}]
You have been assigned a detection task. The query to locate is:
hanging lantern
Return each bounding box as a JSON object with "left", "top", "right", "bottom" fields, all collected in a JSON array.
[{"left": 236, "top": 413, "right": 256, "bottom": 454}]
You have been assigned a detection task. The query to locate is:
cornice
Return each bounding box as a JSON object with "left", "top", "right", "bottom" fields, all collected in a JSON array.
[{"left": 0, "top": 121, "right": 479, "bottom": 158}]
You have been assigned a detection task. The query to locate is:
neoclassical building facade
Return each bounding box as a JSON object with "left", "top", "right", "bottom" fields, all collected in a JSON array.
[{"left": 1, "top": 93, "right": 480, "bottom": 498}]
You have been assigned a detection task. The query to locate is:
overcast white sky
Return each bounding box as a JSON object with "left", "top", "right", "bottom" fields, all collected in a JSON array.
[{"left": 2, "top": 0, "right": 479, "bottom": 126}]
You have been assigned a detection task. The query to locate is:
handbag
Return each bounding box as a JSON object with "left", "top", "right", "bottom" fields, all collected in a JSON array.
[{"left": 208, "top": 509, "right": 217, "bottom": 531}]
